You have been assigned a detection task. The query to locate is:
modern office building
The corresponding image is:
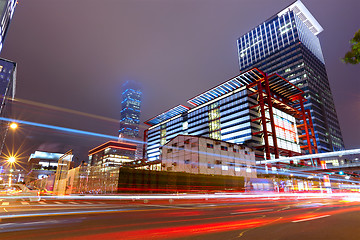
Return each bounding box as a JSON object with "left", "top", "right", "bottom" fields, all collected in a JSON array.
[
  {"left": 0, "top": 0, "right": 16, "bottom": 53},
  {"left": 145, "top": 68, "right": 317, "bottom": 162},
  {"left": 88, "top": 141, "right": 136, "bottom": 168},
  {"left": 119, "top": 81, "right": 142, "bottom": 139},
  {"left": 236, "top": 0, "right": 344, "bottom": 152},
  {"left": 26, "top": 151, "right": 74, "bottom": 184},
  {"left": 161, "top": 135, "right": 256, "bottom": 178},
  {"left": 0, "top": 58, "right": 16, "bottom": 156}
]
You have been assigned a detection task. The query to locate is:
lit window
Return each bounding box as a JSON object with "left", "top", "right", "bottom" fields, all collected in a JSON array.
[{"left": 221, "top": 146, "right": 228, "bottom": 151}]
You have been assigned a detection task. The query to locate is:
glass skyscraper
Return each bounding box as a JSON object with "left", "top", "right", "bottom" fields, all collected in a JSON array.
[
  {"left": 236, "top": 0, "right": 344, "bottom": 152},
  {"left": 119, "top": 81, "right": 142, "bottom": 139},
  {"left": 0, "top": 0, "right": 16, "bottom": 53},
  {"left": 0, "top": 0, "right": 16, "bottom": 156},
  {"left": 0, "top": 58, "right": 16, "bottom": 155}
]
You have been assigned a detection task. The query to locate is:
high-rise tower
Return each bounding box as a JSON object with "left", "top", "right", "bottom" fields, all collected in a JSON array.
[
  {"left": 0, "top": 58, "right": 16, "bottom": 155},
  {"left": 236, "top": 0, "right": 344, "bottom": 152},
  {"left": 0, "top": 1, "right": 17, "bottom": 156},
  {"left": 119, "top": 81, "right": 142, "bottom": 139},
  {"left": 0, "top": 0, "right": 17, "bottom": 53}
]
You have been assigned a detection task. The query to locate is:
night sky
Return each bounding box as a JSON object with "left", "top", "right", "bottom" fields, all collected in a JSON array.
[{"left": 1, "top": 0, "right": 359, "bottom": 165}]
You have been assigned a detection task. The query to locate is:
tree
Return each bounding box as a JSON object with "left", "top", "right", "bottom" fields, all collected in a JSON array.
[{"left": 343, "top": 29, "right": 360, "bottom": 64}]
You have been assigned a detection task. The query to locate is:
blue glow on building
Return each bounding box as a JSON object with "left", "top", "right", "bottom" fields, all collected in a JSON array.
[{"left": 119, "top": 81, "right": 142, "bottom": 138}]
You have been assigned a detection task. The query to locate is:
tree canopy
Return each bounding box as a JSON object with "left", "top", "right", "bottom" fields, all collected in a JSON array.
[{"left": 343, "top": 29, "right": 360, "bottom": 64}]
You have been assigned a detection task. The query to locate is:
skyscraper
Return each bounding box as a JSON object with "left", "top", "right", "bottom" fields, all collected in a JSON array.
[
  {"left": 0, "top": 0, "right": 17, "bottom": 156},
  {"left": 119, "top": 81, "right": 142, "bottom": 139},
  {"left": 0, "top": 0, "right": 17, "bottom": 53},
  {"left": 236, "top": 0, "right": 344, "bottom": 152},
  {"left": 0, "top": 58, "right": 16, "bottom": 155}
]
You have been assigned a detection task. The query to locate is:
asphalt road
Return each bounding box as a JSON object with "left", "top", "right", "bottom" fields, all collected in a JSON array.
[{"left": 1, "top": 194, "right": 360, "bottom": 240}]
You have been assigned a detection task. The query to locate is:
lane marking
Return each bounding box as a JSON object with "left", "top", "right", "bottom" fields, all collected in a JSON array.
[
  {"left": 292, "top": 215, "right": 330, "bottom": 223},
  {"left": 54, "top": 201, "right": 64, "bottom": 204},
  {"left": 69, "top": 202, "right": 79, "bottom": 204},
  {"left": 21, "top": 202, "right": 30, "bottom": 205},
  {"left": 1, "top": 202, "right": 9, "bottom": 206},
  {"left": 38, "top": 201, "right": 46, "bottom": 204},
  {"left": 3, "top": 208, "right": 8, "bottom": 212},
  {"left": 230, "top": 209, "right": 274, "bottom": 215},
  {"left": 147, "top": 204, "right": 191, "bottom": 209}
]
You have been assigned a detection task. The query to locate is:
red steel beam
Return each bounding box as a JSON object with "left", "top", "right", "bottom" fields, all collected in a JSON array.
[{"left": 263, "top": 74, "right": 279, "bottom": 159}]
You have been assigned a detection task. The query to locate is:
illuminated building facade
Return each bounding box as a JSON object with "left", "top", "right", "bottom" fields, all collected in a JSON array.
[
  {"left": 26, "top": 151, "right": 73, "bottom": 184},
  {"left": 236, "top": 0, "right": 344, "bottom": 152},
  {"left": 119, "top": 81, "right": 142, "bottom": 139},
  {"left": 161, "top": 135, "right": 256, "bottom": 178},
  {"left": 0, "top": 58, "right": 16, "bottom": 155},
  {"left": 0, "top": 0, "right": 16, "bottom": 53},
  {"left": 145, "top": 68, "right": 317, "bottom": 162},
  {"left": 88, "top": 141, "right": 136, "bottom": 168}
]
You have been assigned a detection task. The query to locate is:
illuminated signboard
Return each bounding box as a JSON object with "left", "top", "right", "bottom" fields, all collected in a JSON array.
[{"left": 266, "top": 108, "right": 300, "bottom": 153}]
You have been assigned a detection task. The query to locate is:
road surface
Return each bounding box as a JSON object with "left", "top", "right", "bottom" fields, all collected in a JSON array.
[{"left": 1, "top": 194, "right": 360, "bottom": 239}]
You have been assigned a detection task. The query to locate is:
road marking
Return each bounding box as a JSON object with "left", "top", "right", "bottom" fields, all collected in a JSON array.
[
  {"left": 82, "top": 202, "right": 92, "bottom": 204},
  {"left": 69, "top": 202, "right": 79, "bottom": 204},
  {"left": 1, "top": 202, "right": 9, "bottom": 206},
  {"left": 54, "top": 201, "right": 64, "bottom": 204},
  {"left": 21, "top": 202, "right": 30, "bottom": 205},
  {"left": 292, "top": 215, "right": 330, "bottom": 223},
  {"left": 3, "top": 208, "right": 8, "bottom": 212},
  {"left": 147, "top": 204, "right": 191, "bottom": 209},
  {"left": 38, "top": 201, "right": 46, "bottom": 204},
  {"left": 230, "top": 209, "right": 274, "bottom": 215}
]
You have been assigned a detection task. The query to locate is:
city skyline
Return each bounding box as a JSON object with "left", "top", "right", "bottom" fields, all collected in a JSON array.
[
  {"left": 1, "top": 2, "right": 360, "bottom": 238},
  {"left": 0, "top": 0, "right": 358, "bottom": 163}
]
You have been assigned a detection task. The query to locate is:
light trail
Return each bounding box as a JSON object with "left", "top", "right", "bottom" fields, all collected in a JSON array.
[
  {"left": 0, "top": 117, "right": 143, "bottom": 145},
  {"left": 0, "top": 208, "right": 134, "bottom": 219},
  {"left": 13, "top": 98, "right": 119, "bottom": 124},
  {"left": 258, "top": 148, "right": 360, "bottom": 165},
  {"left": 291, "top": 214, "right": 331, "bottom": 223},
  {"left": 33, "top": 192, "right": 360, "bottom": 201},
  {"left": 11, "top": 97, "right": 150, "bottom": 130}
]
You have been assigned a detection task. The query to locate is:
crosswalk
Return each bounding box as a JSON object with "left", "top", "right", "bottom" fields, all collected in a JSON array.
[{"left": 0, "top": 200, "right": 110, "bottom": 206}]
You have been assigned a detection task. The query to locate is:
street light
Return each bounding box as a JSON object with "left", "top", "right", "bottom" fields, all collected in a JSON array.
[
  {"left": 8, "top": 156, "right": 16, "bottom": 164},
  {"left": 7, "top": 156, "right": 16, "bottom": 186},
  {"left": 9, "top": 122, "right": 18, "bottom": 130}
]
